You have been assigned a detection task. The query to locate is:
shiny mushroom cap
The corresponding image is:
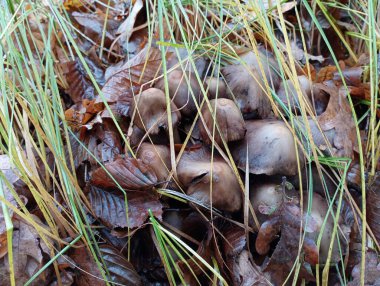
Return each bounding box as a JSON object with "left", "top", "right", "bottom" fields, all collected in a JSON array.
[
  {"left": 155, "top": 70, "right": 205, "bottom": 118},
  {"left": 131, "top": 88, "right": 180, "bottom": 135},
  {"left": 177, "top": 147, "right": 242, "bottom": 212},
  {"left": 232, "top": 120, "right": 304, "bottom": 176},
  {"left": 137, "top": 143, "right": 171, "bottom": 183},
  {"left": 222, "top": 50, "right": 280, "bottom": 119},
  {"left": 198, "top": 98, "right": 246, "bottom": 145}
]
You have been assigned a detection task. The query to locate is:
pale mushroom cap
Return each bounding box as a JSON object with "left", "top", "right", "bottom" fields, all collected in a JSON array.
[
  {"left": 304, "top": 193, "right": 340, "bottom": 264},
  {"left": 198, "top": 98, "right": 246, "bottom": 145},
  {"left": 222, "top": 50, "right": 280, "bottom": 118},
  {"left": 277, "top": 75, "right": 312, "bottom": 112},
  {"left": 155, "top": 70, "right": 205, "bottom": 117},
  {"left": 137, "top": 143, "right": 171, "bottom": 183},
  {"left": 232, "top": 120, "right": 304, "bottom": 176},
  {"left": 177, "top": 148, "right": 242, "bottom": 212},
  {"left": 206, "top": 77, "right": 227, "bottom": 99},
  {"left": 131, "top": 88, "right": 180, "bottom": 134}
]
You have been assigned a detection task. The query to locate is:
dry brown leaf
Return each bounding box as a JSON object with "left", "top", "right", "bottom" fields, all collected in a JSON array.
[
  {"left": 316, "top": 82, "right": 357, "bottom": 158},
  {"left": 0, "top": 215, "right": 51, "bottom": 286},
  {"left": 71, "top": 244, "right": 142, "bottom": 286},
  {"left": 347, "top": 249, "right": 380, "bottom": 286},
  {"left": 90, "top": 157, "right": 157, "bottom": 190},
  {"left": 255, "top": 200, "right": 318, "bottom": 284},
  {"left": 64, "top": 99, "right": 103, "bottom": 128},
  {"left": 94, "top": 46, "right": 163, "bottom": 115},
  {"left": 223, "top": 225, "right": 271, "bottom": 286},
  {"left": 88, "top": 187, "right": 163, "bottom": 229}
]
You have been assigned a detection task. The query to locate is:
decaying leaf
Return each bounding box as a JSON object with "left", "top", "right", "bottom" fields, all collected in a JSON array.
[
  {"left": 223, "top": 225, "right": 271, "bottom": 286},
  {"left": 64, "top": 99, "right": 104, "bottom": 128},
  {"left": 71, "top": 244, "right": 142, "bottom": 286},
  {"left": 255, "top": 199, "right": 318, "bottom": 284},
  {"left": 60, "top": 57, "right": 104, "bottom": 104},
  {"left": 88, "top": 186, "right": 163, "bottom": 229},
  {"left": 316, "top": 82, "right": 357, "bottom": 158},
  {"left": 347, "top": 249, "right": 380, "bottom": 286},
  {"left": 90, "top": 157, "right": 157, "bottom": 190},
  {"left": 94, "top": 46, "right": 163, "bottom": 115},
  {"left": 0, "top": 215, "right": 51, "bottom": 286},
  {"left": 367, "top": 174, "right": 380, "bottom": 244}
]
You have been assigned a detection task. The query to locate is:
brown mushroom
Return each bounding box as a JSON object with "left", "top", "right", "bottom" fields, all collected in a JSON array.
[
  {"left": 155, "top": 70, "right": 205, "bottom": 117},
  {"left": 198, "top": 98, "right": 246, "bottom": 146},
  {"left": 232, "top": 120, "right": 304, "bottom": 176},
  {"left": 177, "top": 147, "right": 242, "bottom": 212},
  {"left": 222, "top": 50, "right": 280, "bottom": 119},
  {"left": 206, "top": 77, "right": 227, "bottom": 99},
  {"left": 130, "top": 88, "right": 180, "bottom": 135},
  {"left": 277, "top": 75, "right": 312, "bottom": 112},
  {"left": 137, "top": 143, "right": 171, "bottom": 183}
]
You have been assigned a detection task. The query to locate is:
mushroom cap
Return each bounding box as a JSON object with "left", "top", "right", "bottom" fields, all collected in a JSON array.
[
  {"left": 137, "top": 143, "right": 171, "bottom": 183},
  {"left": 131, "top": 88, "right": 180, "bottom": 134},
  {"left": 232, "top": 120, "right": 304, "bottom": 176},
  {"left": 277, "top": 75, "right": 312, "bottom": 112},
  {"left": 198, "top": 98, "right": 246, "bottom": 145},
  {"left": 155, "top": 70, "right": 205, "bottom": 118},
  {"left": 222, "top": 50, "right": 280, "bottom": 118},
  {"left": 303, "top": 193, "right": 340, "bottom": 264},
  {"left": 206, "top": 77, "right": 227, "bottom": 99},
  {"left": 177, "top": 148, "right": 242, "bottom": 212},
  {"left": 250, "top": 182, "right": 283, "bottom": 224}
]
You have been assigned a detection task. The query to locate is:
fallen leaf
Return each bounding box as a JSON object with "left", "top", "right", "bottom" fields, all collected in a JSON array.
[
  {"left": 0, "top": 215, "right": 51, "bottom": 286},
  {"left": 88, "top": 186, "right": 163, "bottom": 229},
  {"left": 255, "top": 200, "right": 318, "bottom": 284},
  {"left": 291, "top": 41, "right": 324, "bottom": 64},
  {"left": 72, "top": 10, "right": 120, "bottom": 48},
  {"left": 94, "top": 46, "right": 163, "bottom": 115},
  {"left": 60, "top": 57, "right": 104, "bottom": 104},
  {"left": 116, "top": 0, "right": 144, "bottom": 45},
  {"left": 316, "top": 82, "right": 358, "bottom": 158},
  {"left": 71, "top": 244, "right": 142, "bottom": 286},
  {"left": 348, "top": 249, "right": 380, "bottom": 286},
  {"left": 65, "top": 99, "right": 103, "bottom": 128},
  {"left": 223, "top": 225, "right": 271, "bottom": 286},
  {"left": 367, "top": 174, "right": 380, "bottom": 244},
  {"left": 90, "top": 157, "right": 157, "bottom": 190}
]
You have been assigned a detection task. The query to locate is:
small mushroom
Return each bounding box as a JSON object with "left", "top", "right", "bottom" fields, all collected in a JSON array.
[
  {"left": 222, "top": 50, "right": 280, "bottom": 119},
  {"left": 198, "top": 98, "right": 246, "bottom": 145},
  {"left": 137, "top": 143, "right": 171, "bottom": 183},
  {"left": 155, "top": 70, "right": 206, "bottom": 118},
  {"left": 177, "top": 147, "right": 242, "bottom": 212},
  {"left": 232, "top": 120, "right": 304, "bottom": 176},
  {"left": 130, "top": 88, "right": 180, "bottom": 135},
  {"left": 277, "top": 75, "right": 312, "bottom": 113},
  {"left": 206, "top": 77, "right": 227, "bottom": 99}
]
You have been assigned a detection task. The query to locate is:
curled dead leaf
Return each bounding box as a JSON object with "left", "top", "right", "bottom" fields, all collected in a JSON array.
[{"left": 90, "top": 157, "right": 157, "bottom": 190}]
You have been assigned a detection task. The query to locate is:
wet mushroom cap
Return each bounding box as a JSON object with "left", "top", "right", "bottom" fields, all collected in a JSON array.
[
  {"left": 155, "top": 70, "right": 205, "bottom": 118},
  {"left": 222, "top": 50, "right": 280, "bottom": 118},
  {"left": 137, "top": 143, "right": 171, "bottom": 183},
  {"left": 130, "top": 88, "right": 180, "bottom": 134},
  {"left": 177, "top": 148, "right": 242, "bottom": 212},
  {"left": 198, "top": 98, "right": 246, "bottom": 145},
  {"left": 232, "top": 120, "right": 304, "bottom": 176}
]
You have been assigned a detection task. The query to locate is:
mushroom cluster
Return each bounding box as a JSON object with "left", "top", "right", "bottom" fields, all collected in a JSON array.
[{"left": 127, "top": 46, "right": 353, "bottom": 216}]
